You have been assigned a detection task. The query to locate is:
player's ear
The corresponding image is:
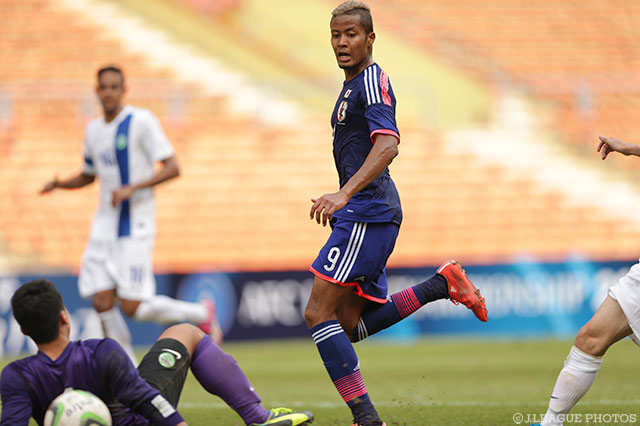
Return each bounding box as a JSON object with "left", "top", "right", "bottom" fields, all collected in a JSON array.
[
  {"left": 367, "top": 31, "right": 375, "bottom": 49},
  {"left": 60, "top": 309, "right": 70, "bottom": 325}
]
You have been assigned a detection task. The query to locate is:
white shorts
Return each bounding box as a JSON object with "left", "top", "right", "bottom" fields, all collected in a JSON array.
[
  {"left": 78, "top": 237, "right": 155, "bottom": 301},
  {"left": 608, "top": 261, "right": 640, "bottom": 347}
]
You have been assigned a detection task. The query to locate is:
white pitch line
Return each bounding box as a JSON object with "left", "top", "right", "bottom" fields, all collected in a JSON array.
[{"left": 178, "top": 400, "right": 640, "bottom": 409}]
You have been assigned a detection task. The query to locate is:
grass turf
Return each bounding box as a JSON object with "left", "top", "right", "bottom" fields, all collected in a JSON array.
[{"left": 2, "top": 338, "right": 638, "bottom": 425}]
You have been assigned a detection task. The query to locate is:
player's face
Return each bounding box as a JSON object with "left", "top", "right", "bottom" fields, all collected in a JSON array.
[
  {"left": 330, "top": 14, "right": 375, "bottom": 78},
  {"left": 96, "top": 71, "right": 125, "bottom": 116}
]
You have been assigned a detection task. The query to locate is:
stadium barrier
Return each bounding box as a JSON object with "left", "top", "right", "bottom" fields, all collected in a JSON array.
[{"left": 0, "top": 258, "right": 635, "bottom": 356}]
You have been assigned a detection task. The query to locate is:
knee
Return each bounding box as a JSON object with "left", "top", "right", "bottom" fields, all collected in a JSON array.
[
  {"left": 118, "top": 299, "right": 141, "bottom": 317},
  {"left": 92, "top": 292, "right": 115, "bottom": 313},
  {"left": 160, "top": 323, "right": 203, "bottom": 357},
  {"left": 305, "top": 279, "right": 350, "bottom": 328},
  {"left": 163, "top": 323, "right": 200, "bottom": 339},
  {"left": 575, "top": 324, "right": 608, "bottom": 356},
  {"left": 304, "top": 305, "right": 319, "bottom": 328},
  {"left": 304, "top": 301, "right": 334, "bottom": 329}
]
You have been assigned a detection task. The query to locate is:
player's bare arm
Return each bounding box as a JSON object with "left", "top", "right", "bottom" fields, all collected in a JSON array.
[
  {"left": 310, "top": 134, "right": 398, "bottom": 226},
  {"left": 111, "top": 154, "right": 180, "bottom": 207},
  {"left": 40, "top": 172, "right": 95, "bottom": 194},
  {"left": 597, "top": 135, "right": 640, "bottom": 159}
]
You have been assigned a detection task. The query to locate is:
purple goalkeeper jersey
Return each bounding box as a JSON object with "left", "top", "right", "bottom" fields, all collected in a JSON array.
[
  {"left": 0, "top": 339, "right": 184, "bottom": 426},
  {"left": 330, "top": 62, "right": 402, "bottom": 225}
]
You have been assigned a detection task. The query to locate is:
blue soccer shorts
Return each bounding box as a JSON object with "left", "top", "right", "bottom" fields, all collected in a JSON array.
[{"left": 310, "top": 219, "right": 400, "bottom": 304}]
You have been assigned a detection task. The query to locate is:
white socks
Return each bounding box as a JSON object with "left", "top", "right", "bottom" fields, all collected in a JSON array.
[
  {"left": 134, "top": 295, "right": 208, "bottom": 325},
  {"left": 541, "top": 346, "right": 603, "bottom": 426},
  {"left": 98, "top": 307, "right": 137, "bottom": 366}
]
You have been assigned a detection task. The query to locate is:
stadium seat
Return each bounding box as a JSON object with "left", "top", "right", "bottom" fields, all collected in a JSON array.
[{"left": 2, "top": 0, "right": 640, "bottom": 273}]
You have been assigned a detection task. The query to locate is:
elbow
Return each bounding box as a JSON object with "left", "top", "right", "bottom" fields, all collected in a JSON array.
[
  {"left": 83, "top": 173, "right": 96, "bottom": 185},
  {"left": 385, "top": 142, "right": 399, "bottom": 162},
  {"left": 390, "top": 143, "right": 399, "bottom": 159},
  {"left": 167, "top": 157, "right": 180, "bottom": 179}
]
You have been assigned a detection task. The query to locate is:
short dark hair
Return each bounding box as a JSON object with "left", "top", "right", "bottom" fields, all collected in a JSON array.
[
  {"left": 332, "top": 1, "right": 374, "bottom": 35},
  {"left": 11, "top": 279, "right": 65, "bottom": 344},
  {"left": 97, "top": 65, "right": 125, "bottom": 85}
]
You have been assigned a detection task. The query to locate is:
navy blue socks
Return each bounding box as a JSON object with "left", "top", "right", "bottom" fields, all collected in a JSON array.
[{"left": 352, "top": 274, "right": 448, "bottom": 342}]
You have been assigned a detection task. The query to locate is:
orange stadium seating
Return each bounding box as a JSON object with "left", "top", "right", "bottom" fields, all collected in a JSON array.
[
  {"left": 2, "top": 0, "right": 640, "bottom": 274},
  {"left": 365, "top": 0, "right": 640, "bottom": 168}
]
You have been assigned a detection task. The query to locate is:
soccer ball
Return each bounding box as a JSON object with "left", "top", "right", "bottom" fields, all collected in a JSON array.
[{"left": 44, "top": 388, "right": 112, "bottom": 426}]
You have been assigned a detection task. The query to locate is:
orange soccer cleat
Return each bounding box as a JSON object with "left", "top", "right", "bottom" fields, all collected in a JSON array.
[{"left": 437, "top": 259, "right": 488, "bottom": 322}]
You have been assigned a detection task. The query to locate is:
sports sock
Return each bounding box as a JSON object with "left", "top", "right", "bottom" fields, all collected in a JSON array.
[
  {"left": 311, "top": 320, "right": 381, "bottom": 425},
  {"left": 190, "top": 335, "right": 269, "bottom": 425},
  {"left": 133, "top": 295, "right": 208, "bottom": 324},
  {"left": 541, "top": 346, "right": 603, "bottom": 426},
  {"left": 352, "top": 275, "right": 448, "bottom": 342},
  {"left": 98, "top": 307, "right": 137, "bottom": 366}
]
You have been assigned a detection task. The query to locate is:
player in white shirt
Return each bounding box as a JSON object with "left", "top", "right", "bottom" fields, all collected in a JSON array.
[
  {"left": 41, "top": 66, "right": 222, "bottom": 364},
  {"left": 531, "top": 136, "right": 640, "bottom": 426}
]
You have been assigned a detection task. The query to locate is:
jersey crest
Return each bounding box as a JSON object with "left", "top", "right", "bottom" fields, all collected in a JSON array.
[
  {"left": 116, "top": 133, "right": 128, "bottom": 150},
  {"left": 338, "top": 101, "right": 348, "bottom": 122}
]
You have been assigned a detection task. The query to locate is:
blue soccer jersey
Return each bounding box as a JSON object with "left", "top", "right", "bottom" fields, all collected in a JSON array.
[
  {"left": 0, "top": 339, "right": 183, "bottom": 426},
  {"left": 330, "top": 63, "right": 402, "bottom": 225}
]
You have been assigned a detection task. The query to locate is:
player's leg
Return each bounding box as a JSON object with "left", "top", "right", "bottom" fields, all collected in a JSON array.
[
  {"left": 347, "top": 267, "right": 450, "bottom": 342},
  {"left": 121, "top": 296, "right": 222, "bottom": 343},
  {"left": 327, "top": 222, "right": 484, "bottom": 342},
  {"left": 336, "top": 292, "right": 370, "bottom": 336},
  {"left": 308, "top": 220, "right": 403, "bottom": 425},
  {"left": 305, "top": 276, "right": 382, "bottom": 426},
  {"left": 93, "top": 289, "right": 138, "bottom": 364},
  {"left": 538, "top": 296, "right": 632, "bottom": 426},
  {"left": 350, "top": 260, "right": 487, "bottom": 342},
  {"left": 140, "top": 324, "right": 313, "bottom": 426},
  {"left": 114, "top": 236, "right": 223, "bottom": 343},
  {"left": 79, "top": 240, "right": 137, "bottom": 365}
]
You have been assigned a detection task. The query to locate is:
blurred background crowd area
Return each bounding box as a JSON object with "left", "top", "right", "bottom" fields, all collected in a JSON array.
[{"left": 2, "top": 0, "right": 640, "bottom": 275}]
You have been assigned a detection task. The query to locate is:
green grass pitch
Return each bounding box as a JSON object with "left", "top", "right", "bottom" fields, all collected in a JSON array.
[{"left": 2, "top": 338, "right": 638, "bottom": 425}]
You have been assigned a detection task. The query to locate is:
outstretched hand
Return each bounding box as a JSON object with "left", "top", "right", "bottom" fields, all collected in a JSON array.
[
  {"left": 597, "top": 136, "right": 628, "bottom": 160},
  {"left": 40, "top": 177, "right": 58, "bottom": 194},
  {"left": 310, "top": 191, "right": 349, "bottom": 226}
]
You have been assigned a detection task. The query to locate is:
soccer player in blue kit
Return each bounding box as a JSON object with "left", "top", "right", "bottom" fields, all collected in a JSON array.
[
  {"left": 0, "top": 280, "right": 314, "bottom": 426},
  {"left": 305, "top": 2, "right": 489, "bottom": 425}
]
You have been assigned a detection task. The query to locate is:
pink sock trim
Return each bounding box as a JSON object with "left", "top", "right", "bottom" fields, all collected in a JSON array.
[
  {"left": 391, "top": 287, "right": 421, "bottom": 318},
  {"left": 333, "top": 370, "right": 367, "bottom": 402}
]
